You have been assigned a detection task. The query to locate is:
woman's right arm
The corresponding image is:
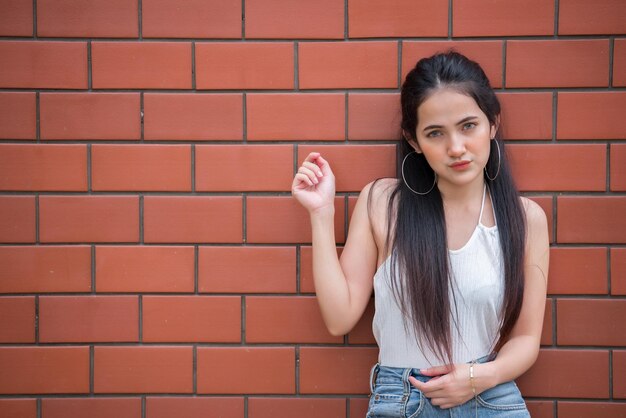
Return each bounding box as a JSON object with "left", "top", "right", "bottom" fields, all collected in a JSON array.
[{"left": 292, "top": 152, "right": 379, "bottom": 336}]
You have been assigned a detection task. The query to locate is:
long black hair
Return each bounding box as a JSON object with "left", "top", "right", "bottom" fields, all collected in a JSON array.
[{"left": 377, "top": 51, "right": 526, "bottom": 364}]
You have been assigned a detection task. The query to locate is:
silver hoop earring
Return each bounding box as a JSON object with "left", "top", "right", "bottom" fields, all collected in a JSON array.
[
  {"left": 485, "top": 140, "right": 501, "bottom": 181},
  {"left": 401, "top": 152, "right": 437, "bottom": 195}
]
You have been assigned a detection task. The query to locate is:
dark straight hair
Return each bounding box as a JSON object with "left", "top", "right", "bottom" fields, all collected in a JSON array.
[{"left": 376, "top": 51, "right": 526, "bottom": 364}]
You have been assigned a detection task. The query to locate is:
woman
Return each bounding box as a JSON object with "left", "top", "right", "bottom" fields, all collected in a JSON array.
[{"left": 291, "top": 52, "right": 549, "bottom": 417}]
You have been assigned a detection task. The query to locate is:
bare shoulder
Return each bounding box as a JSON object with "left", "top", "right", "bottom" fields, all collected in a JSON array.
[
  {"left": 359, "top": 178, "right": 398, "bottom": 251},
  {"left": 520, "top": 197, "right": 548, "bottom": 231}
]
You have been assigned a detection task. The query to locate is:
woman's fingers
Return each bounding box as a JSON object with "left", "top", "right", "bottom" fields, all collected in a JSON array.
[
  {"left": 297, "top": 165, "right": 320, "bottom": 184},
  {"left": 293, "top": 173, "right": 314, "bottom": 188}
]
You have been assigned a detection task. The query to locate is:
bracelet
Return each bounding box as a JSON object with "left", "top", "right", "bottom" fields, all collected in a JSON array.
[{"left": 469, "top": 361, "right": 477, "bottom": 396}]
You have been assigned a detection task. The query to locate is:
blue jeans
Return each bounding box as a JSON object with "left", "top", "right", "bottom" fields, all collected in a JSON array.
[{"left": 367, "top": 356, "right": 530, "bottom": 417}]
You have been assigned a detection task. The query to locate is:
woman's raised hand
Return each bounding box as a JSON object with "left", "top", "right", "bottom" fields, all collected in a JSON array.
[{"left": 291, "top": 152, "right": 335, "bottom": 214}]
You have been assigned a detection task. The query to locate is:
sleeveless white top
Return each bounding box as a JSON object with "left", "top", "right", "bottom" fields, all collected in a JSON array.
[{"left": 372, "top": 186, "right": 504, "bottom": 368}]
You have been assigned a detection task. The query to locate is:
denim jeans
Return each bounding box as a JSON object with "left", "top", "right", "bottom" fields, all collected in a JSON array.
[{"left": 367, "top": 356, "right": 530, "bottom": 418}]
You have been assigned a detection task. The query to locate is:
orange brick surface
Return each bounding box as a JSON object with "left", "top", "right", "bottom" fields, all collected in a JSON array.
[
  {"left": 0, "top": 92, "right": 36, "bottom": 139},
  {"left": 37, "top": 0, "right": 138, "bottom": 38},
  {"left": 39, "top": 296, "right": 139, "bottom": 343},
  {"left": 40, "top": 93, "right": 140, "bottom": 140},
  {"left": 0, "top": 41, "right": 87, "bottom": 88},
  {"left": 196, "top": 347, "right": 295, "bottom": 394},
  {"left": 0, "top": 297, "right": 35, "bottom": 343},
  {"left": 0, "top": 196, "right": 36, "bottom": 243},
  {"left": 94, "top": 346, "right": 193, "bottom": 393},
  {"left": 0, "top": 399, "right": 37, "bottom": 418},
  {"left": 142, "top": 0, "right": 241, "bottom": 38},
  {"left": 0, "top": 0, "right": 32, "bottom": 36},
  {"left": 146, "top": 397, "right": 244, "bottom": 418},
  {"left": 42, "top": 398, "right": 141, "bottom": 418},
  {"left": 0, "top": 144, "right": 87, "bottom": 191},
  {"left": 245, "top": 0, "right": 344, "bottom": 39},
  {"left": 506, "top": 40, "right": 609, "bottom": 88}
]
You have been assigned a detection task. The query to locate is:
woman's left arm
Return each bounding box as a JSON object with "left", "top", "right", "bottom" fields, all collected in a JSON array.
[
  {"left": 476, "top": 198, "right": 550, "bottom": 388},
  {"left": 410, "top": 198, "right": 549, "bottom": 408}
]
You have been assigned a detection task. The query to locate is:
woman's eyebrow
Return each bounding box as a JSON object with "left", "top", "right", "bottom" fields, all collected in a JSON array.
[{"left": 422, "top": 115, "right": 479, "bottom": 132}]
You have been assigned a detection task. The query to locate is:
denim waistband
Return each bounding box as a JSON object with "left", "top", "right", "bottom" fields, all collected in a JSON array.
[{"left": 369, "top": 353, "right": 496, "bottom": 395}]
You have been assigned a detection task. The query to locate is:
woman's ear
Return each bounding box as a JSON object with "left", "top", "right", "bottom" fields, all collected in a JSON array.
[
  {"left": 403, "top": 130, "right": 422, "bottom": 153},
  {"left": 490, "top": 115, "right": 501, "bottom": 139}
]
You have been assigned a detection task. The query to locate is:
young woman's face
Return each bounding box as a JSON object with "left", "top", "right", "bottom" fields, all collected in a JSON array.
[{"left": 411, "top": 88, "right": 497, "bottom": 191}]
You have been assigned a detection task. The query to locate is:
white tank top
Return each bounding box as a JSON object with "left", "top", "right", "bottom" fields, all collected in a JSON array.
[{"left": 372, "top": 186, "right": 504, "bottom": 368}]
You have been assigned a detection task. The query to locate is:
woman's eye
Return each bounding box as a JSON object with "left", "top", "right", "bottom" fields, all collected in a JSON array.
[
  {"left": 426, "top": 130, "right": 442, "bottom": 138},
  {"left": 462, "top": 122, "right": 476, "bottom": 130}
]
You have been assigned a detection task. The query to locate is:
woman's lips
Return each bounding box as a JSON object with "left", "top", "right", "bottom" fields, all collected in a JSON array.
[{"left": 450, "top": 161, "right": 471, "bottom": 170}]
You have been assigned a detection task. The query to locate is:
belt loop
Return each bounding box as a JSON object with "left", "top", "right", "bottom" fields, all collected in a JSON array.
[
  {"left": 369, "top": 363, "right": 380, "bottom": 393},
  {"left": 402, "top": 367, "right": 411, "bottom": 397}
]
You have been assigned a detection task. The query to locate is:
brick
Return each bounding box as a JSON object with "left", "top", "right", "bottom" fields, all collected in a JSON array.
[
  {"left": 0, "top": 347, "right": 89, "bottom": 394},
  {"left": 548, "top": 248, "right": 607, "bottom": 295},
  {"left": 349, "top": 399, "right": 369, "bottom": 418},
  {"left": 557, "top": 197, "right": 626, "bottom": 244},
  {"left": 144, "top": 197, "right": 242, "bottom": 243},
  {"left": 94, "top": 346, "right": 193, "bottom": 393},
  {"left": 557, "top": 299, "right": 626, "bottom": 346},
  {"left": 509, "top": 144, "right": 605, "bottom": 192},
  {"left": 348, "top": 93, "right": 401, "bottom": 141},
  {"left": 0, "top": 400, "right": 36, "bottom": 418},
  {"left": 0, "top": 0, "right": 32, "bottom": 36},
  {"left": 247, "top": 94, "right": 344, "bottom": 141},
  {"left": 0, "top": 92, "right": 36, "bottom": 139},
  {"left": 146, "top": 397, "right": 244, "bottom": 418},
  {"left": 557, "top": 92, "right": 626, "bottom": 139},
  {"left": 39, "top": 296, "right": 138, "bottom": 343},
  {"left": 246, "top": 296, "right": 340, "bottom": 343},
  {"left": 40, "top": 196, "right": 139, "bottom": 243},
  {"left": 527, "top": 197, "right": 554, "bottom": 243},
  {"left": 40, "top": 93, "right": 140, "bottom": 140},
  {"left": 196, "top": 43, "right": 293, "bottom": 89},
  {"left": 0, "top": 144, "right": 87, "bottom": 191},
  {"left": 299, "top": 347, "right": 378, "bottom": 394},
  {"left": 615, "top": 39, "right": 626, "bottom": 87},
  {"left": 43, "top": 398, "right": 141, "bottom": 418},
  {"left": 349, "top": 0, "right": 447, "bottom": 37},
  {"left": 558, "top": 402, "right": 626, "bottom": 418},
  {"left": 526, "top": 401, "right": 554, "bottom": 418},
  {"left": 142, "top": 0, "right": 241, "bottom": 38},
  {"left": 248, "top": 398, "right": 345, "bottom": 418},
  {"left": 559, "top": 0, "right": 626, "bottom": 35},
  {"left": 0, "top": 196, "right": 35, "bottom": 243},
  {"left": 247, "top": 196, "right": 345, "bottom": 244},
  {"left": 615, "top": 351, "right": 626, "bottom": 398},
  {"left": 402, "top": 41, "right": 503, "bottom": 88},
  {"left": 198, "top": 246, "right": 296, "bottom": 293},
  {"left": 506, "top": 40, "right": 609, "bottom": 88},
  {"left": 347, "top": 299, "right": 375, "bottom": 344},
  {"left": 0, "top": 246, "right": 91, "bottom": 293},
  {"left": 541, "top": 299, "right": 553, "bottom": 346},
  {"left": 96, "top": 246, "right": 194, "bottom": 293},
  {"left": 496, "top": 93, "right": 552, "bottom": 140},
  {"left": 612, "top": 248, "right": 626, "bottom": 295},
  {"left": 298, "top": 145, "right": 396, "bottom": 192},
  {"left": 143, "top": 296, "right": 241, "bottom": 343},
  {"left": 517, "top": 349, "right": 608, "bottom": 398},
  {"left": 195, "top": 145, "right": 293, "bottom": 192},
  {"left": 37, "top": 0, "right": 138, "bottom": 37},
  {"left": 92, "top": 42, "right": 191, "bottom": 89},
  {"left": 300, "top": 246, "right": 342, "bottom": 293},
  {"left": 453, "top": 0, "right": 553, "bottom": 36},
  {"left": 611, "top": 144, "right": 626, "bottom": 191},
  {"left": 197, "top": 347, "right": 295, "bottom": 394},
  {"left": 143, "top": 94, "right": 243, "bottom": 141},
  {"left": 0, "top": 297, "right": 35, "bottom": 343},
  {"left": 299, "top": 42, "right": 397, "bottom": 89},
  {"left": 245, "top": 0, "right": 343, "bottom": 39},
  {"left": 0, "top": 41, "right": 87, "bottom": 88},
  {"left": 92, "top": 145, "right": 191, "bottom": 191}
]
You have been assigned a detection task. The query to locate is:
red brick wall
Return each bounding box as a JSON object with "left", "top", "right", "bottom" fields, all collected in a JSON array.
[{"left": 0, "top": 1, "right": 625, "bottom": 417}]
